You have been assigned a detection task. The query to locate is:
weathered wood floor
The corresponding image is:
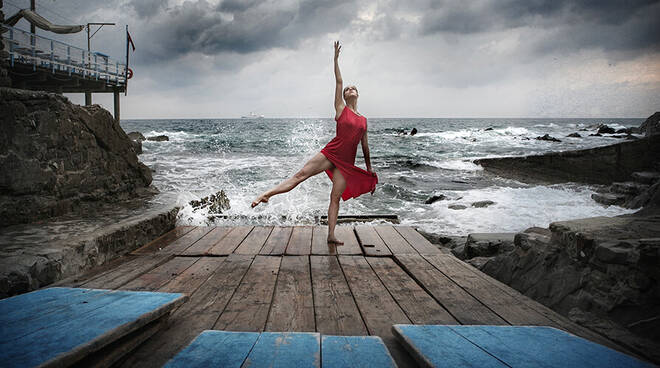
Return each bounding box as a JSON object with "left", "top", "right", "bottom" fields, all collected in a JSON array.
[{"left": 55, "top": 225, "right": 629, "bottom": 367}]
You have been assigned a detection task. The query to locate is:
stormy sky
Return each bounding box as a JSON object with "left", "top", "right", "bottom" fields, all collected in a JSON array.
[{"left": 4, "top": 0, "right": 660, "bottom": 118}]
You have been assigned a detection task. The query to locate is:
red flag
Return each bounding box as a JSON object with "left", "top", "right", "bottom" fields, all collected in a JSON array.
[{"left": 127, "top": 30, "right": 136, "bottom": 51}]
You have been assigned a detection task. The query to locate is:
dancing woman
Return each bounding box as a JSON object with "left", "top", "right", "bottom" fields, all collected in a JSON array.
[{"left": 252, "top": 41, "right": 378, "bottom": 244}]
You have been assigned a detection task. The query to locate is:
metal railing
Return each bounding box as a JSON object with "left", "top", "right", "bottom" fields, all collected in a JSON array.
[{"left": 1, "top": 24, "right": 127, "bottom": 85}]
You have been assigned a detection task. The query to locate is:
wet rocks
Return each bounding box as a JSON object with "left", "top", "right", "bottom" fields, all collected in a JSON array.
[
  {"left": 535, "top": 134, "right": 561, "bottom": 142},
  {"left": 592, "top": 171, "right": 660, "bottom": 209},
  {"left": 567, "top": 132, "right": 582, "bottom": 138},
  {"left": 425, "top": 194, "right": 446, "bottom": 204},
  {"left": 597, "top": 124, "right": 616, "bottom": 134},
  {"left": 639, "top": 111, "right": 660, "bottom": 137},
  {"left": 461, "top": 232, "right": 515, "bottom": 259},
  {"left": 448, "top": 204, "right": 467, "bottom": 210},
  {"left": 189, "top": 190, "right": 231, "bottom": 215},
  {"left": 147, "top": 135, "right": 169, "bottom": 142},
  {"left": 127, "top": 131, "right": 144, "bottom": 154},
  {"left": 471, "top": 200, "right": 495, "bottom": 208}
]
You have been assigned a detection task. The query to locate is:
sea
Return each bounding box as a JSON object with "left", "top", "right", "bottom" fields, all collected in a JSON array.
[{"left": 120, "top": 117, "right": 643, "bottom": 236}]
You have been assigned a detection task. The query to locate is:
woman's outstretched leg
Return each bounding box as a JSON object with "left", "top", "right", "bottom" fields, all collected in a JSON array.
[
  {"left": 252, "top": 152, "right": 334, "bottom": 208},
  {"left": 327, "top": 168, "right": 347, "bottom": 244}
]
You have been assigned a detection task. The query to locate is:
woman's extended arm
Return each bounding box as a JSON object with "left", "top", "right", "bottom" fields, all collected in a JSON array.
[
  {"left": 361, "top": 128, "right": 373, "bottom": 173},
  {"left": 333, "top": 41, "right": 344, "bottom": 115}
]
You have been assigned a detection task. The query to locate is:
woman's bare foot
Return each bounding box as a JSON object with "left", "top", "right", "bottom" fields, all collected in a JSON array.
[
  {"left": 251, "top": 194, "right": 269, "bottom": 208},
  {"left": 327, "top": 235, "right": 344, "bottom": 245}
]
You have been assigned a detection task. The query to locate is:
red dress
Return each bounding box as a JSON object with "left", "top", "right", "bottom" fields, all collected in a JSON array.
[{"left": 321, "top": 106, "right": 378, "bottom": 201}]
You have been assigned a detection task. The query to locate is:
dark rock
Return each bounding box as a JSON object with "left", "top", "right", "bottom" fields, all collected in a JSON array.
[
  {"left": 471, "top": 200, "right": 495, "bottom": 208},
  {"left": 464, "top": 233, "right": 515, "bottom": 259},
  {"left": 127, "top": 131, "right": 145, "bottom": 141},
  {"left": 610, "top": 181, "right": 649, "bottom": 196},
  {"left": 567, "top": 132, "right": 582, "bottom": 138},
  {"left": 448, "top": 204, "right": 467, "bottom": 210},
  {"left": 0, "top": 88, "right": 152, "bottom": 226},
  {"left": 594, "top": 240, "right": 638, "bottom": 265},
  {"left": 484, "top": 127, "right": 494, "bottom": 131},
  {"left": 147, "top": 135, "right": 169, "bottom": 142},
  {"left": 639, "top": 111, "right": 660, "bottom": 137},
  {"left": 535, "top": 134, "right": 561, "bottom": 142},
  {"left": 410, "top": 128, "right": 417, "bottom": 136},
  {"left": 425, "top": 194, "right": 446, "bottom": 204},
  {"left": 189, "top": 190, "right": 231, "bottom": 215},
  {"left": 631, "top": 171, "right": 660, "bottom": 185},
  {"left": 615, "top": 128, "right": 629, "bottom": 134},
  {"left": 591, "top": 193, "right": 625, "bottom": 206},
  {"left": 597, "top": 124, "right": 616, "bottom": 134},
  {"left": 589, "top": 133, "right": 603, "bottom": 137}
]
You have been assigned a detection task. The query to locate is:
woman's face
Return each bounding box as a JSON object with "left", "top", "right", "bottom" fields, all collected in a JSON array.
[{"left": 344, "top": 85, "right": 358, "bottom": 100}]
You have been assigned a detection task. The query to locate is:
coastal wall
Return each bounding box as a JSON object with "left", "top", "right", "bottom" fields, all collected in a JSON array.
[
  {"left": 0, "top": 0, "right": 11, "bottom": 87},
  {"left": 0, "top": 88, "right": 152, "bottom": 226}
]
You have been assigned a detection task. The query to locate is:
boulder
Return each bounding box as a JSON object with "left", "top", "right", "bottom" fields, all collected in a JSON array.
[
  {"left": 147, "top": 135, "right": 169, "bottom": 142},
  {"left": 448, "top": 204, "right": 467, "bottom": 210},
  {"left": 591, "top": 192, "right": 625, "bottom": 206},
  {"left": 189, "top": 190, "right": 231, "bottom": 215},
  {"left": 597, "top": 124, "right": 616, "bottom": 134},
  {"left": 471, "top": 200, "right": 495, "bottom": 208},
  {"left": 632, "top": 171, "right": 660, "bottom": 185},
  {"left": 639, "top": 112, "right": 660, "bottom": 137},
  {"left": 566, "top": 132, "right": 582, "bottom": 138},
  {"left": 127, "top": 131, "right": 146, "bottom": 141},
  {"left": 425, "top": 194, "right": 446, "bottom": 204},
  {"left": 535, "top": 134, "right": 561, "bottom": 142},
  {"left": 464, "top": 233, "right": 515, "bottom": 259},
  {"left": 0, "top": 88, "right": 152, "bottom": 226}
]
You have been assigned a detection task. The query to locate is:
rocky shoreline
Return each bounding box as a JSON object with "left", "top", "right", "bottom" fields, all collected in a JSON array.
[{"left": 422, "top": 112, "right": 660, "bottom": 363}]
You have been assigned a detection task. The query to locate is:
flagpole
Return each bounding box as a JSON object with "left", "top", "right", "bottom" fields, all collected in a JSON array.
[{"left": 125, "top": 24, "right": 129, "bottom": 96}]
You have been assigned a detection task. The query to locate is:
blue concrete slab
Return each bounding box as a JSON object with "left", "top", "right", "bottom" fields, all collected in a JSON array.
[
  {"left": 321, "top": 335, "right": 397, "bottom": 368},
  {"left": 393, "top": 324, "right": 653, "bottom": 368},
  {"left": 448, "top": 325, "right": 653, "bottom": 368},
  {"left": 0, "top": 287, "right": 185, "bottom": 368},
  {"left": 393, "top": 324, "right": 506, "bottom": 367},
  {"left": 243, "top": 332, "right": 321, "bottom": 368},
  {"left": 164, "top": 330, "right": 260, "bottom": 368}
]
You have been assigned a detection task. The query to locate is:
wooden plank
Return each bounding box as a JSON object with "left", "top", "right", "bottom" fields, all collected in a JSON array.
[
  {"left": 394, "top": 226, "right": 443, "bottom": 255},
  {"left": 259, "top": 226, "right": 293, "bottom": 255},
  {"left": 392, "top": 324, "right": 507, "bottom": 368},
  {"left": 322, "top": 335, "right": 397, "bottom": 368},
  {"left": 266, "top": 256, "right": 315, "bottom": 332},
  {"left": 117, "top": 254, "right": 254, "bottom": 368},
  {"left": 337, "top": 256, "right": 411, "bottom": 336},
  {"left": 366, "top": 257, "right": 459, "bottom": 325},
  {"left": 243, "top": 332, "right": 321, "bottom": 368},
  {"left": 81, "top": 254, "right": 172, "bottom": 290},
  {"left": 163, "top": 330, "right": 260, "bottom": 368},
  {"left": 285, "top": 226, "right": 313, "bottom": 255},
  {"left": 311, "top": 225, "right": 334, "bottom": 255},
  {"left": 447, "top": 325, "right": 653, "bottom": 368},
  {"left": 335, "top": 226, "right": 363, "bottom": 255},
  {"left": 159, "top": 227, "right": 215, "bottom": 255},
  {"left": 309, "top": 256, "right": 367, "bottom": 336},
  {"left": 214, "top": 255, "right": 282, "bottom": 331},
  {"left": 0, "top": 288, "right": 186, "bottom": 368},
  {"left": 427, "top": 252, "right": 632, "bottom": 353},
  {"left": 180, "top": 227, "right": 231, "bottom": 256},
  {"left": 234, "top": 226, "right": 273, "bottom": 254},
  {"left": 120, "top": 257, "right": 199, "bottom": 291},
  {"left": 131, "top": 226, "right": 195, "bottom": 255},
  {"left": 338, "top": 255, "right": 416, "bottom": 368},
  {"left": 374, "top": 225, "right": 418, "bottom": 254},
  {"left": 207, "top": 226, "right": 253, "bottom": 255},
  {"left": 354, "top": 225, "right": 391, "bottom": 256},
  {"left": 394, "top": 254, "right": 507, "bottom": 325},
  {"left": 159, "top": 257, "right": 224, "bottom": 295},
  {"left": 422, "top": 254, "right": 554, "bottom": 325}
]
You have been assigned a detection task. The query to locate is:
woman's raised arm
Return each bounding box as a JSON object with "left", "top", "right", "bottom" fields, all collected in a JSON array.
[{"left": 333, "top": 41, "right": 344, "bottom": 114}]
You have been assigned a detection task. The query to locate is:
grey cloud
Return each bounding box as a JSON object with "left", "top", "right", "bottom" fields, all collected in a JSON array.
[{"left": 419, "top": 0, "right": 660, "bottom": 53}]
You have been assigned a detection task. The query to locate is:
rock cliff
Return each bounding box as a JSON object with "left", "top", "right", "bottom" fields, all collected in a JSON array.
[{"left": 0, "top": 88, "right": 152, "bottom": 226}]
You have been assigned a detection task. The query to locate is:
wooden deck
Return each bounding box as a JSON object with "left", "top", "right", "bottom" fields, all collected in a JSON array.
[{"left": 54, "top": 225, "right": 631, "bottom": 367}]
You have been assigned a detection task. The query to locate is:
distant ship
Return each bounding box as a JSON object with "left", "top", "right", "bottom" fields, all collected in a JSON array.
[{"left": 241, "top": 112, "right": 265, "bottom": 119}]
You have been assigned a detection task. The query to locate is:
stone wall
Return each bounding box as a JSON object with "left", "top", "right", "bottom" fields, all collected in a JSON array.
[{"left": 0, "top": 88, "right": 151, "bottom": 226}]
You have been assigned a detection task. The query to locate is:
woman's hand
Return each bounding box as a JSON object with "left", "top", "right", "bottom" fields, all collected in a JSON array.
[{"left": 334, "top": 41, "right": 341, "bottom": 59}]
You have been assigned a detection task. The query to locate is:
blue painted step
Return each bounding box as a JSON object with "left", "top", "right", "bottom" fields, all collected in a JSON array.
[
  {"left": 392, "top": 324, "right": 654, "bottom": 368},
  {"left": 166, "top": 331, "right": 321, "bottom": 368},
  {"left": 0, "top": 287, "right": 186, "bottom": 368},
  {"left": 322, "top": 335, "right": 397, "bottom": 368}
]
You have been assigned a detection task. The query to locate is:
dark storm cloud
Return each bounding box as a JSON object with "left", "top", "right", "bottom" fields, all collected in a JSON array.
[
  {"left": 419, "top": 0, "right": 660, "bottom": 53},
  {"left": 127, "top": 0, "right": 357, "bottom": 63}
]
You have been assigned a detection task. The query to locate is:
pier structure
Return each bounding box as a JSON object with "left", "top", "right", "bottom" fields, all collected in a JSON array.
[{"left": 1, "top": 24, "right": 127, "bottom": 121}]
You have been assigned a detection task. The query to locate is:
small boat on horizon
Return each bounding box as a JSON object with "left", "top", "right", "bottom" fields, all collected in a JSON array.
[{"left": 241, "top": 112, "right": 265, "bottom": 119}]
